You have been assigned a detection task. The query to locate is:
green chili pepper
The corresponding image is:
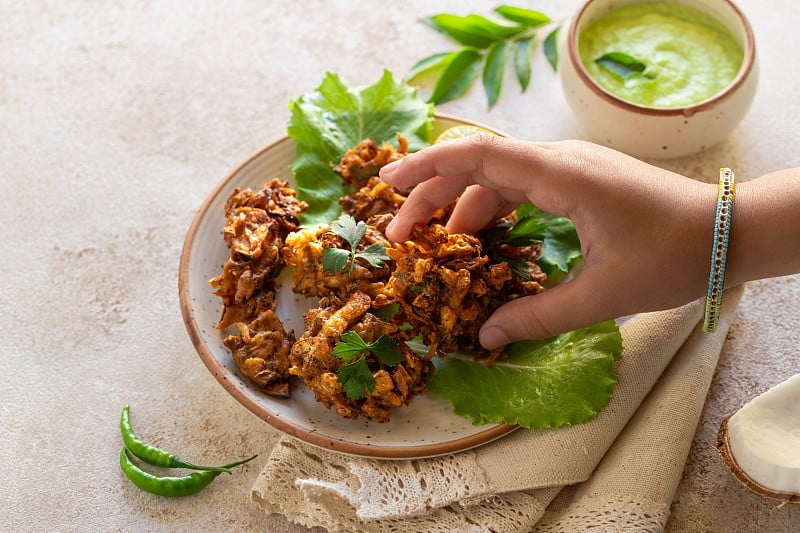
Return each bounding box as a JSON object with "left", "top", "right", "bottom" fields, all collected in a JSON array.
[
  {"left": 120, "top": 404, "right": 231, "bottom": 473},
  {"left": 119, "top": 448, "right": 257, "bottom": 497}
]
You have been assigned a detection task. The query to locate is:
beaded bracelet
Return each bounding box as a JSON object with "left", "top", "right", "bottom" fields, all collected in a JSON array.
[{"left": 702, "top": 168, "right": 735, "bottom": 333}]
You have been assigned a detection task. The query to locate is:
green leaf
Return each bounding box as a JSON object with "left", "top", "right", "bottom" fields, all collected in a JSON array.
[
  {"left": 423, "top": 14, "right": 526, "bottom": 48},
  {"left": 369, "top": 303, "right": 400, "bottom": 321},
  {"left": 404, "top": 51, "right": 455, "bottom": 83},
  {"left": 422, "top": 14, "right": 497, "bottom": 49},
  {"left": 337, "top": 357, "right": 376, "bottom": 400},
  {"left": 543, "top": 26, "right": 559, "bottom": 71},
  {"left": 595, "top": 51, "right": 653, "bottom": 81},
  {"left": 333, "top": 331, "right": 404, "bottom": 366},
  {"left": 370, "top": 336, "right": 405, "bottom": 366},
  {"left": 322, "top": 247, "right": 351, "bottom": 273},
  {"left": 427, "top": 321, "right": 623, "bottom": 428},
  {"left": 324, "top": 214, "right": 389, "bottom": 273},
  {"left": 329, "top": 213, "right": 366, "bottom": 248},
  {"left": 493, "top": 5, "right": 550, "bottom": 27},
  {"left": 332, "top": 331, "right": 369, "bottom": 361},
  {"left": 513, "top": 36, "right": 535, "bottom": 92},
  {"left": 288, "top": 71, "right": 434, "bottom": 225},
  {"left": 428, "top": 48, "right": 483, "bottom": 105},
  {"left": 482, "top": 40, "right": 510, "bottom": 109},
  {"left": 518, "top": 204, "right": 582, "bottom": 276},
  {"left": 503, "top": 215, "right": 547, "bottom": 246},
  {"left": 504, "top": 256, "right": 533, "bottom": 280},
  {"left": 461, "top": 14, "right": 527, "bottom": 39},
  {"left": 357, "top": 242, "right": 391, "bottom": 269}
]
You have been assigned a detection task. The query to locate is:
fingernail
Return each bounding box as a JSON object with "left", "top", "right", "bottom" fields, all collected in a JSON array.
[
  {"left": 479, "top": 326, "right": 509, "bottom": 351},
  {"left": 379, "top": 159, "right": 402, "bottom": 180},
  {"left": 385, "top": 217, "right": 397, "bottom": 237}
]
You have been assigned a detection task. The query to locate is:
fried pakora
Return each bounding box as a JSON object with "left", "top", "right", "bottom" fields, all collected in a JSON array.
[
  {"left": 209, "top": 179, "right": 307, "bottom": 397},
  {"left": 383, "top": 223, "right": 545, "bottom": 363},
  {"left": 288, "top": 291, "right": 431, "bottom": 422}
]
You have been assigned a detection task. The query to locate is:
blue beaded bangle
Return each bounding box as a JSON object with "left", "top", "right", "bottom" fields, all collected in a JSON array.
[{"left": 703, "top": 168, "right": 735, "bottom": 333}]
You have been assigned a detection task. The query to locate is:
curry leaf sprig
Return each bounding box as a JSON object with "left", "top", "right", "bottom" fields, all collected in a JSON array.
[
  {"left": 406, "top": 5, "right": 562, "bottom": 109},
  {"left": 322, "top": 214, "right": 391, "bottom": 274},
  {"left": 333, "top": 331, "right": 405, "bottom": 400}
]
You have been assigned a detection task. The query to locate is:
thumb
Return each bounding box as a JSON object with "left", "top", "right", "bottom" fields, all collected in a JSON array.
[{"left": 479, "top": 275, "right": 612, "bottom": 348}]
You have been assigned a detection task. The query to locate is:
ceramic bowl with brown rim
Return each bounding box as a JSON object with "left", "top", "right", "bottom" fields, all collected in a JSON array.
[{"left": 558, "top": 0, "right": 758, "bottom": 159}]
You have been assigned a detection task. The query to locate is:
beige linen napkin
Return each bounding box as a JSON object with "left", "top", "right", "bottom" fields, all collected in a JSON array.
[{"left": 252, "top": 286, "right": 743, "bottom": 532}]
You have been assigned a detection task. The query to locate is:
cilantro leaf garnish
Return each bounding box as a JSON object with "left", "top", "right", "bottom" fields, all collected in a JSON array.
[
  {"left": 322, "top": 214, "right": 390, "bottom": 274},
  {"left": 333, "top": 331, "right": 405, "bottom": 400},
  {"left": 336, "top": 358, "right": 376, "bottom": 401}
]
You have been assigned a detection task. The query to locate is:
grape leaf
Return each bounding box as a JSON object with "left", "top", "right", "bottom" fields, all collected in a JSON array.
[
  {"left": 426, "top": 321, "right": 623, "bottom": 428},
  {"left": 288, "top": 71, "right": 434, "bottom": 225}
]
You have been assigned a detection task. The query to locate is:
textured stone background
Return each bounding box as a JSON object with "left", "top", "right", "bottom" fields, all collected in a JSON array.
[{"left": 2, "top": 1, "right": 798, "bottom": 531}]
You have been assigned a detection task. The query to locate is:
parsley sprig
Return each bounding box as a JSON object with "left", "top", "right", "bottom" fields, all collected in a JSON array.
[
  {"left": 406, "top": 5, "right": 562, "bottom": 109},
  {"left": 333, "top": 331, "right": 405, "bottom": 400},
  {"left": 322, "top": 214, "right": 391, "bottom": 274}
]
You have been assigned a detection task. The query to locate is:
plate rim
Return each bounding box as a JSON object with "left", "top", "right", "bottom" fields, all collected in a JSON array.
[{"left": 178, "top": 113, "right": 519, "bottom": 459}]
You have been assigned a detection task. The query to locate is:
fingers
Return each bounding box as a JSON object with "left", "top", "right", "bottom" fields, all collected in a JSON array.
[
  {"left": 479, "top": 272, "right": 615, "bottom": 348},
  {"left": 444, "top": 184, "right": 518, "bottom": 235},
  {"left": 383, "top": 175, "right": 464, "bottom": 241},
  {"left": 380, "top": 135, "right": 570, "bottom": 240}
]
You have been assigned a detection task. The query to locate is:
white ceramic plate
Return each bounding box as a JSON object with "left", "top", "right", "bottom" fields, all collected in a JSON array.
[{"left": 178, "top": 114, "right": 518, "bottom": 459}]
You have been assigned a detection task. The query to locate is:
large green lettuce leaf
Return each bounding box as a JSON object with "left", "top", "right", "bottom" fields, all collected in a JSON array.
[
  {"left": 288, "top": 70, "right": 435, "bottom": 225},
  {"left": 426, "top": 321, "right": 623, "bottom": 428}
]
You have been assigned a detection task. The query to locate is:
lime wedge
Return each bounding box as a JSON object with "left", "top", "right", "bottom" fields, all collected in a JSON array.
[{"left": 434, "top": 125, "right": 494, "bottom": 144}]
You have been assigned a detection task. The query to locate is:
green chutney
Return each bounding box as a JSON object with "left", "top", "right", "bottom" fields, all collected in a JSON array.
[{"left": 579, "top": 2, "right": 744, "bottom": 107}]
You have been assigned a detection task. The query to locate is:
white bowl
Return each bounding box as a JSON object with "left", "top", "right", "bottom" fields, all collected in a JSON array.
[{"left": 559, "top": 0, "right": 758, "bottom": 159}]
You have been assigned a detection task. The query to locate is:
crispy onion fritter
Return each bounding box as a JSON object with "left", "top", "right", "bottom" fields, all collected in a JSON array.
[
  {"left": 209, "top": 179, "right": 307, "bottom": 397},
  {"left": 334, "top": 133, "right": 408, "bottom": 190},
  {"left": 289, "top": 291, "right": 431, "bottom": 422},
  {"left": 384, "top": 224, "right": 545, "bottom": 363}
]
